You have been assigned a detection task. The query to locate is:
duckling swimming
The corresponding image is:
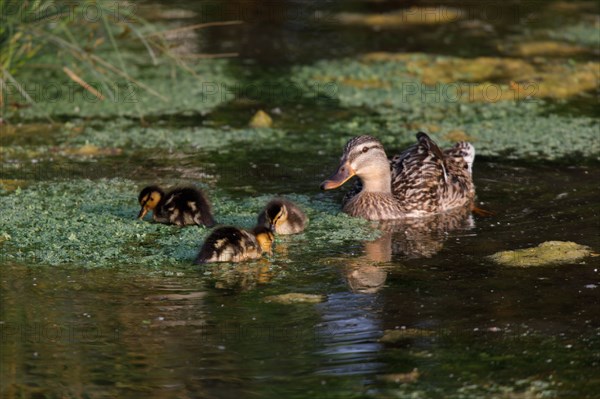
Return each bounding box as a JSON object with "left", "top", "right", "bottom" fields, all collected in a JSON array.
[
  {"left": 320, "top": 133, "right": 475, "bottom": 220},
  {"left": 138, "top": 185, "right": 215, "bottom": 227},
  {"left": 194, "top": 226, "right": 274, "bottom": 264},
  {"left": 257, "top": 198, "right": 308, "bottom": 234}
]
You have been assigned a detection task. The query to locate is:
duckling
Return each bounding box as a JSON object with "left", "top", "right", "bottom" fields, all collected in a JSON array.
[
  {"left": 257, "top": 198, "right": 308, "bottom": 234},
  {"left": 194, "top": 226, "right": 274, "bottom": 264},
  {"left": 320, "top": 133, "right": 475, "bottom": 220},
  {"left": 138, "top": 185, "right": 215, "bottom": 227}
]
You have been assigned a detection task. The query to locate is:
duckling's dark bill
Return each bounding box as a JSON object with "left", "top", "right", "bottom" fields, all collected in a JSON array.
[
  {"left": 137, "top": 208, "right": 148, "bottom": 219},
  {"left": 320, "top": 163, "right": 355, "bottom": 190}
]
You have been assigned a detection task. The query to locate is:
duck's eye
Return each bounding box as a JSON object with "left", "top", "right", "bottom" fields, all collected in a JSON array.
[{"left": 362, "top": 147, "right": 369, "bottom": 153}]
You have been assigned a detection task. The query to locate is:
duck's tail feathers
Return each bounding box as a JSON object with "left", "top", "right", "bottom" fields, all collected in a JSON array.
[{"left": 416, "top": 132, "right": 447, "bottom": 183}]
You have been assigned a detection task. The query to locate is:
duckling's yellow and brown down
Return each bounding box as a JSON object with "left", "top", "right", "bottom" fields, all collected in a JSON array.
[
  {"left": 138, "top": 186, "right": 215, "bottom": 227},
  {"left": 257, "top": 198, "right": 308, "bottom": 234},
  {"left": 194, "top": 226, "right": 274, "bottom": 264}
]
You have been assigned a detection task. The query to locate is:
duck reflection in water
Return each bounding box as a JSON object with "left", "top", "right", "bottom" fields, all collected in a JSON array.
[{"left": 342, "top": 204, "right": 474, "bottom": 294}]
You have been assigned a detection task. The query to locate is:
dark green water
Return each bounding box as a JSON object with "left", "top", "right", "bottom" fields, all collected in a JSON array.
[{"left": 2, "top": 1, "right": 599, "bottom": 398}]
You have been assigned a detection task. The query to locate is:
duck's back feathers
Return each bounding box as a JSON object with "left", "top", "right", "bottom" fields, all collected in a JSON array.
[{"left": 388, "top": 133, "right": 448, "bottom": 215}]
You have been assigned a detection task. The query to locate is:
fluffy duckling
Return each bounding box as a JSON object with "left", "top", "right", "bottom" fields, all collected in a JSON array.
[
  {"left": 194, "top": 226, "right": 274, "bottom": 264},
  {"left": 138, "top": 185, "right": 215, "bottom": 227},
  {"left": 257, "top": 198, "right": 308, "bottom": 234}
]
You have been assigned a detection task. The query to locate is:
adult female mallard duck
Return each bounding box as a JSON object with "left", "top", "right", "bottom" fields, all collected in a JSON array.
[
  {"left": 138, "top": 186, "right": 215, "bottom": 227},
  {"left": 194, "top": 226, "right": 274, "bottom": 264},
  {"left": 257, "top": 198, "right": 308, "bottom": 234},
  {"left": 320, "top": 132, "right": 475, "bottom": 220}
]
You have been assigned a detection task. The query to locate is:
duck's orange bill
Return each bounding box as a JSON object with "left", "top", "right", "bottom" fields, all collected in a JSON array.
[
  {"left": 320, "top": 162, "right": 355, "bottom": 190},
  {"left": 137, "top": 208, "right": 149, "bottom": 219}
]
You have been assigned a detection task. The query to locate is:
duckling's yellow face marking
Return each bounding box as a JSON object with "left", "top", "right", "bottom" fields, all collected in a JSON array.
[
  {"left": 137, "top": 191, "right": 162, "bottom": 219},
  {"left": 256, "top": 231, "right": 275, "bottom": 255}
]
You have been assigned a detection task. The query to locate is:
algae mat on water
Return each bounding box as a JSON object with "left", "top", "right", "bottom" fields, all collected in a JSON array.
[
  {"left": 489, "top": 241, "right": 594, "bottom": 267},
  {"left": 291, "top": 54, "right": 600, "bottom": 161},
  {"left": 0, "top": 120, "right": 288, "bottom": 163},
  {"left": 0, "top": 179, "right": 378, "bottom": 268}
]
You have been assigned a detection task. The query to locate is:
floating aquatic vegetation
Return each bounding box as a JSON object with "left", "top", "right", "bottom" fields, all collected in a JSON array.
[
  {"left": 548, "top": 1, "right": 598, "bottom": 13},
  {"left": 327, "top": 111, "right": 600, "bottom": 161},
  {"left": 547, "top": 21, "right": 600, "bottom": 48},
  {"left": 294, "top": 52, "right": 599, "bottom": 114},
  {"left": 57, "top": 144, "right": 123, "bottom": 157},
  {"left": 68, "top": 121, "right": 287, "bottom": 152},
  {"left": 0, "top": 179, "right": 377, "bottom": 268},
  {"left": 362, "top": 53, "right": 536, "bottom": 85},
  {"left": 361, "top": 53, "right": 599, "bottom": 100},
  {"left": 0, "top": 179, "right": 28, "bottom": 192},
  {"left": 0, "top": 120, "right": 290, "bottom": 163},
  {"left": 488, "top": 241, "right": 593, "bottom": 267},
  {"left": 405, "top": 114, "right": 600, "bottom": 161},
  {"left": 249, "top": 110, "right": 273, "bottom": 128},
  {"left": 292, "top": 55, "right": 599, "bottom": 161},
  {"left": 336, "top": 7, "right": 463, "bottom": 28},
  {"left": 263, "top": 293, "right": 325, "bottom": 304},
  {"left": 292, "top": 55, "right": 545, "bottom": 123},
  {"left": 506, "top": 41, "right": 589, "bottom": 57}
]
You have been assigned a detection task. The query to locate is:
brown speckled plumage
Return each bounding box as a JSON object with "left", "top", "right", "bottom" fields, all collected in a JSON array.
[{"left": 322, "top": 133, "right": 475, "bottom": 220}]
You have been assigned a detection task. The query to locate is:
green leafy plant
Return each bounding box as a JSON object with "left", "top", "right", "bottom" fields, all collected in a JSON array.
[
  {"left": 0, "top": 0, "right": 238, "bottom": 120},
  {"left": 1, "top": 1, "right": 162, "bottom": 114}
]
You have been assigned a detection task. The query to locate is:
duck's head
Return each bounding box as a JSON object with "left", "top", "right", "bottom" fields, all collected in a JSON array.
[
  {"left": 253, "top": 225, "right": 275, "bottom": 256},
  {"left": 321, "top": 136, "right": 390, "bottom": 192},
  {"left": 264, "top": 201, "right": 288, "bottom": 231},
  {"left": 138, "top": 186, "right": 164, "bottom": 219}
]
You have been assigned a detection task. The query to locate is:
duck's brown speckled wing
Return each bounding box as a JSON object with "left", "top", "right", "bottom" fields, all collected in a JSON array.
[{"left": 390, "top": 133, "right": 447, "bottom": 214}]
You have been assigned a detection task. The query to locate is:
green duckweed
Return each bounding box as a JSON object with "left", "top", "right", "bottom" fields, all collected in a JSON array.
[
  {"left": 488, "top": 241, "right": 593, "bottom": 267},
  {"left": 292, "top": 56, "right": 599, "bottom": 161},
  {"left": 0, "top": 179, "right": 378, "bottom": 268}
]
